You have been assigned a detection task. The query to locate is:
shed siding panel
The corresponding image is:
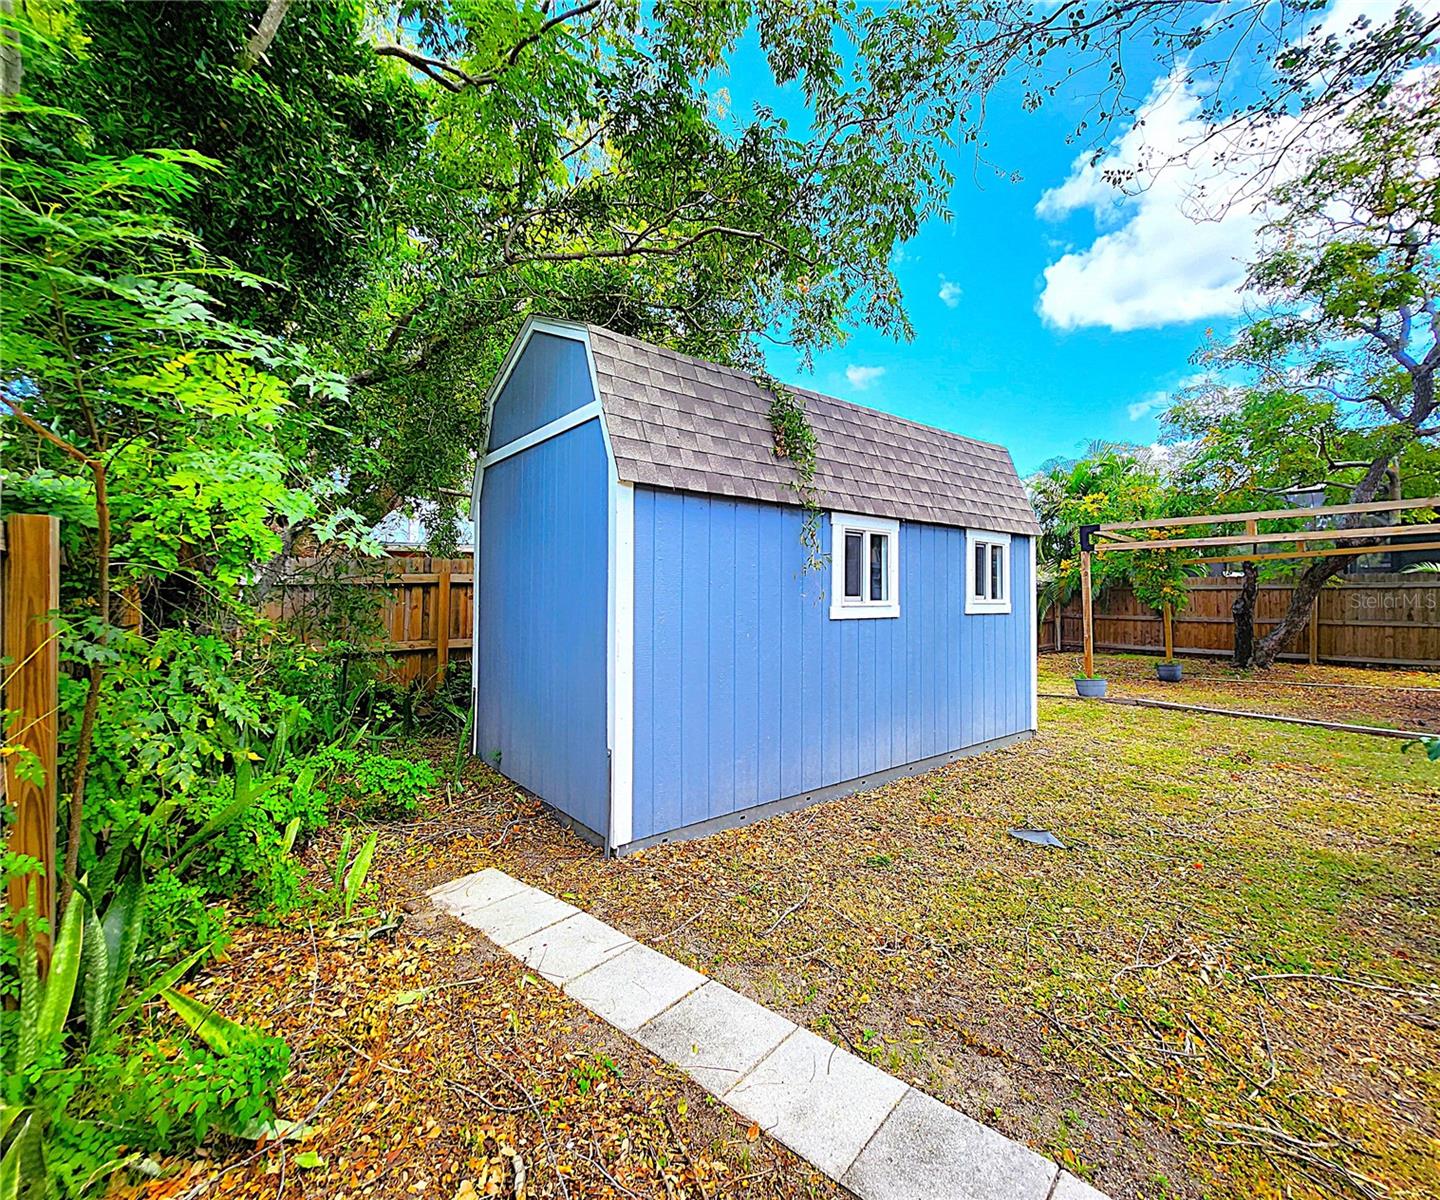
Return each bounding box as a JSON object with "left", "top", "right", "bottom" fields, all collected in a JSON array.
[
  {"left": 487, "top": 332, "right": 595, "bottom": 451},
  {"left": 476, "top": 419, "right": 609, "bottom": 837},
  {"left": 630, "top": 488, "right": 1034, "bottom": 840}
]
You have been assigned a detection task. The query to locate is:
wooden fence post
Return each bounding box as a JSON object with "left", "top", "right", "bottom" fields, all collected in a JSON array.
[
  {"left": 3, "top": 514, "right": 60, "bottom": 971},
  {"left": 433, "top": 562, "right": 451, "bottom": 688},
  {"left": 1080, "top": 550, "right": 1095, "bottom": 677},
  {"left": 1308, "top": 600, "right": 1320, "bottom": 666},
  {"left": 1162, "top": 602, "right": 1174, "bottom": 661}
]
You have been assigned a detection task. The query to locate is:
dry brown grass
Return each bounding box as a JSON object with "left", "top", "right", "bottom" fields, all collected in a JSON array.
[{"left": 168, "top": 656, "right": 1438, "bottom": 1200}]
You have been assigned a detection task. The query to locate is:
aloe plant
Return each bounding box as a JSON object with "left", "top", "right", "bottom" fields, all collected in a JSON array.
[
  {"left": 79, "top": 874, "right": 144, "bottom": 1049},
  {"left": 173, "top": 756, "right": 277, "bottom": 875},
  {"left": 161, "top": 988, "right": 253, "bottom": 1056},
  {"left": 330, "top": 829, "right": 353, "bottom": 892},
  {"left": 12, "top": 893, "right": 84, "bottom": 1078}
]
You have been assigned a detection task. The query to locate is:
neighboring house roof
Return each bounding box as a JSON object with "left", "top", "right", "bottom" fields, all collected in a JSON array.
[
  {"left": 372, "top": 505, "right": 475, "bottom": 550},
  {"left": 586, "top": 325, "right": 1040, "bottom": 536}
]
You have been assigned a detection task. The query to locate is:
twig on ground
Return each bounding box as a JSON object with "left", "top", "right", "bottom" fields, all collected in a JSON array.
[
  {"left": 662, "top": 1111, "right": 711, "bottom": 1200},
  {"left": 761, "top": 885, "right": 812, "bottom": 937},
  {"left": 489, "top": 1045, "right": 570, "bottom": 1200},
  {"left": 1206, "top": 1134, "right": 1384, "bottom": 1200},
  {"left": 1247, "top": 972, "right": 1435, "bottom": 999},
  {"left": 655, "top": 908, "right": 705, "bottom": 943},
  {"left": 178, "top": 1072, "right": 349, "bottom": 1200},
  {"left": 334, "top": 1036, "right": 412, "bottom": 1074},
  {"left": 1181, "top": 1014, "right": 1364, "bottom": 1154},
  {"left": 1111, "top": 948, "right": 1184, "bottom": 986},
  {"left": 581, "top": 1141, "right": 639, "bottom": 1198}
]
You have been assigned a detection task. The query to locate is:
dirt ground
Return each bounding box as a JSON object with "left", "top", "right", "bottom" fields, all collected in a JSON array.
[
  {"left": 171, "top": 656, "right": 1439, "bottom": 1200},
  {"left": 146, "top": 894, "right": 840, "bottom": 1200}
]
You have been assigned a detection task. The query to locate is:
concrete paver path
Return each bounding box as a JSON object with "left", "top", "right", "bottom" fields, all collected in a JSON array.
[{"left": 432, "top": 868, "right": 1111, "bottom": 1200}]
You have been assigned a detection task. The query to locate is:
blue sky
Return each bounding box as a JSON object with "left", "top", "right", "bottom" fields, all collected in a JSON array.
[{"left": 717, "top": 3, "right": 1382, "bottom": 476}]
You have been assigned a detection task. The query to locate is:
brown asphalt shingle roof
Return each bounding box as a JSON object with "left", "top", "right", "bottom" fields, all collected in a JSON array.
[{"left": 586, "top": 325, "right": 1040, "bottom": 536}]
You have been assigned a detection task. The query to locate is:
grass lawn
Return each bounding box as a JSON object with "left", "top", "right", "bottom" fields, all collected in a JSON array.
[
  {"left": 176, "top": 654, "right": 1437, "bottom": 1200},
  {"left": 1048, "top": 651, "right": 1440, "bottom": 732}
]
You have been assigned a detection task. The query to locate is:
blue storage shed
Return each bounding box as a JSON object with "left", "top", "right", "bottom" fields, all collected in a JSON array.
[{"left": 471, "top": 317, "right": 1041, "bottom": 855}]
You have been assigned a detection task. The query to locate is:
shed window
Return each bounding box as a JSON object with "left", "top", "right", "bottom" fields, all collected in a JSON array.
[
  {"left": 965, "top": 531, "right": 1012, "bottom": 614},
  {"left": 830, "top": 513, "right": 900, "bottom": 619}
]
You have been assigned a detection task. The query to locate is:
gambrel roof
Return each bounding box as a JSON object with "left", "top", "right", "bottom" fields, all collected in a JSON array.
[{"left": 586, "top": 326, "right": 1040, "bottom": 536}]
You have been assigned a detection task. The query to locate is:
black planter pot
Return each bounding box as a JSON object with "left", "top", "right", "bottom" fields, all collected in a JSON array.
[{"left": 1156, "top": 661, "right": 1183, "bottom": 683}]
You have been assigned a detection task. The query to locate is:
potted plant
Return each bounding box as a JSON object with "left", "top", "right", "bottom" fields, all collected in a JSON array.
[
  {"left": 1074, "top": 672, "right": 1108, "bottom": 698},
  {"left": 1156, "top": 647, "right": 1183, "bottom": 682},
  {"left": 1131, "top": 541, "right": 1195, "bottom": 684}
]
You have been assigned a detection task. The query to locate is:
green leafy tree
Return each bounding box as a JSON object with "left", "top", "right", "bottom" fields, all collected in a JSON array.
[
  {"left": 40, "top": 0, "right": 1438, "bottom": 559},
  {"left": 1029, "top": 444, "right": 1186, "bottom": 613},
  {"left": 28, "top": 0, "right": 959, "bottom": 555},
  {"left": 1163, "top": 77, "right": 1440, "bottom": 667},
  {"left": 0, "top": 89, "right": 352, "bottom": 903}
]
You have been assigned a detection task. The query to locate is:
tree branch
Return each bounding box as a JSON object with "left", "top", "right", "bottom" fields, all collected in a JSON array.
[
  {"left": 489, "top": 223, "right": 812, "bottom": 274},
  {"left": 2, "top": 395, "right": 92, "bottom": 465},
  {"left": 374, "top": 44, "right": 474, "bottom": 93},
  {"left": 238, "top": 0, "right": 291, "bottom": 71},
  {"left": 0, "top": 0, "right": 22, "bottom": 97},
  {"left": 374, "top": 1, "right": 600, "bottom": 93}
]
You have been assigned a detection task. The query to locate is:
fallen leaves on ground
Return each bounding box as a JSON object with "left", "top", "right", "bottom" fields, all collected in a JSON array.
[
  {"left": 128, "top": 881, "right": 839, "bottom": 1200},
  {"left": 381, "top": 656, "right": 1434, "bottom": 1200},
  {"left": 148, "top": 655, "right": 1438, "bottom": 1200}
]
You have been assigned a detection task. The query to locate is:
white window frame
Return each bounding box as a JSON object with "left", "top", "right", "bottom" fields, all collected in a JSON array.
[
  {"left": 965, "top": 530, "right": 1012, "bottom": 614},
  {"left": 829, "top": 512, "right": 900, "bottom": 620}
]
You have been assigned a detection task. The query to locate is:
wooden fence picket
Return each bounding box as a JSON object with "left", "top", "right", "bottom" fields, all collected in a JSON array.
[
  {"left": 1039, "top": 576, "right": 1440, "bottom": 668},
  {"left": 2, "top": 514, "right": 61, "bottom": 968},
  {"left": 260, "top": 555, "right": 474, "bottom": 687}
]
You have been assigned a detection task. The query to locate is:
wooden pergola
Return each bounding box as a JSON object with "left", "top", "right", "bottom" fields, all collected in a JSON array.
[{"left": 1075, "top": 496, "right": 1440, "bottom": 677}]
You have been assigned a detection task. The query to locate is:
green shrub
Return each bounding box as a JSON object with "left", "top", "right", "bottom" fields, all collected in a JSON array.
[
  {"left": 314, "top": 747, "right": 438, "bottom": 819},
  {"left": 39, "top": 1031, "right": 291, "bottom": 1195},
  {"left": 143, "top": 869, "right": 228, "bottom": 965},
  {"left": 184, "top": 759, "right": 333, "bottom": 917},
  {"left": 1, "top": 893, "right": 289, "bottom": 1197}
]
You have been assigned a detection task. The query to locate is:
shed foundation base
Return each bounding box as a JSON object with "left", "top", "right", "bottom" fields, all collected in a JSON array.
[{"left": 612, "top": 729, "right": 1035, "bottom": 856}]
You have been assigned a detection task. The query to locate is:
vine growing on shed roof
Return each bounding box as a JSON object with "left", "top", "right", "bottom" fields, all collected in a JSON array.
[{"left": 760, "top": 373, "right": 825, "bottom": 574}]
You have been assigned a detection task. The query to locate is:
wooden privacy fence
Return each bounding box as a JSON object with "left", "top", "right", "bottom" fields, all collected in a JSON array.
[
  {"left": 2, "top": 514, "right": 61, "bottom": 963},
  {"left": 261, "top": 555, "right": 474, "bottom": 687},
  {"left": 1039, "top": 576, "right": 1440, "bottom": 668}
]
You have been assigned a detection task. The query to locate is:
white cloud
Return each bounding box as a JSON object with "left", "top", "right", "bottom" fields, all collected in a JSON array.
[
  {"left": 938, "top": 278, "right": 962, "bottom": 308},
  {"left": 1314, "top": 0, "right": 1406, "bottom": 43},
  {"left": 1034, "top": 1, "right": 1419, "bottom": 333},
  {"left": 1128, "top": 394, "right": 1167, "bottom": 422},
  {"left": 845, "top": 364, "right": 886, "bottom": 390},
  {"left": 1128, "top": 373, "right": 1208, "bottom": 422},
  {"left": 1035, "top": 74, "right": 1268, "bottom": 332}
]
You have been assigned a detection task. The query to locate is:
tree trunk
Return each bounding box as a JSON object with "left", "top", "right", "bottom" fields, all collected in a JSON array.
[
  {"left": 1250, "top": 454, "right": 1395, "bottom": 668},
  {"left": 1, "top": 0, "right": 23, "bottom": 96},
  {"left": 61, "top": 461, "right": 109, "bottom": 913},
  {"left": 238, "top": 0, "right": 291, "bottom": 70},
  {"left": 246, "top": 523, "right": 303, "bottom": 612},
  {"left": 1231, "top": 562, "right": 1259, "bottom": 667},
  {"left": 1250, "top": 555, "right": 1349, "bottom": 668}
]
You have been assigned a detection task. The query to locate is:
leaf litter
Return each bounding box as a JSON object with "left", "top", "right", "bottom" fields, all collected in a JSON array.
[{"left": 138, "top": 655, "right": 1438, "bottom": 1200}]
